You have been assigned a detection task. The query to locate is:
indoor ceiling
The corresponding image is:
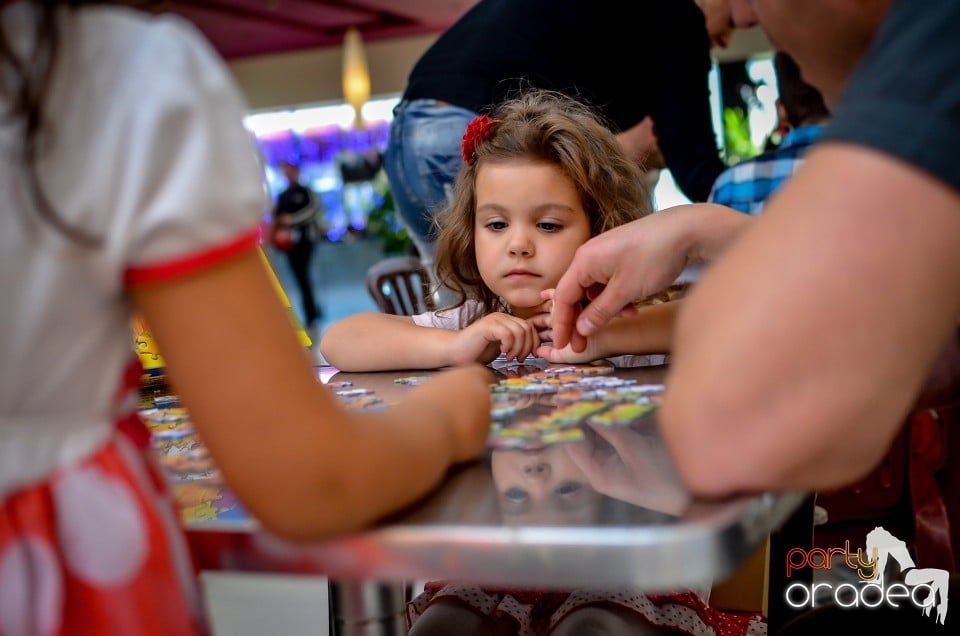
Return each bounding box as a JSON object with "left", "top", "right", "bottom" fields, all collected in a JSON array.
[{"left": 154, "top": 0, "right": 479, "bottom": 60}]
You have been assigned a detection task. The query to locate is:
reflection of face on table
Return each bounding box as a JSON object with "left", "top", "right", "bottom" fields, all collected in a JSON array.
[
  {"left": 328, "top": 363, "right": 689, "bottom": 522},
  {"left": 489, "top": 424, "right": 691, "bottom": 526},
  {"left": 492, "top": 445, "right": 601, "bottom": 525},
  {"left": 487, "top": 384, "right": 687, "bottom": 524}
]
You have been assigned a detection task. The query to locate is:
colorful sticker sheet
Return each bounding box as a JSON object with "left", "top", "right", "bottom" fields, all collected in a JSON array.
[
  {"left": 138, "top": 398, "right": 250, "bottom": 526},
  {"left": 142, "top": 360, "right": 663, "bottom": 526},
  {"left": 380, "top": 360, "right": 665, "bottom": 451},
  {"left": 484, "top": 363, "right": 663, "bottom": 450}
]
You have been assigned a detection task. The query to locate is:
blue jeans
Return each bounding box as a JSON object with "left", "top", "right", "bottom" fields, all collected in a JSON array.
[{"left": 384, "top": 99, "right": 476, "bottom": 266}]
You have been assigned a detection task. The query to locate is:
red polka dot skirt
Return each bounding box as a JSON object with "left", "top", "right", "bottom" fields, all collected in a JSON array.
[{"left": 0, "top": 434, "right": 202, "bottom": 635}]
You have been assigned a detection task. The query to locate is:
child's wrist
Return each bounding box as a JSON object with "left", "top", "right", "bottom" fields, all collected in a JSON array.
[
  {"left": 437, "top": 328, "right": 465, "bottom": 366},
  {"left": 589, "top": 326, "right": 612, "bottom": 359}
]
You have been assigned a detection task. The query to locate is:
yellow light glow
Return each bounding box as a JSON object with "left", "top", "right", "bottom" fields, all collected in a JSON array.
[{"left": 342, "top": 27, "right": 370, "bottom": 128}]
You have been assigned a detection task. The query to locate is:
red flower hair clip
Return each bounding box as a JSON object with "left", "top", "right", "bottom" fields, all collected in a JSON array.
[{"left": 461, "top": 114, "right": 498, "bottom": 166}]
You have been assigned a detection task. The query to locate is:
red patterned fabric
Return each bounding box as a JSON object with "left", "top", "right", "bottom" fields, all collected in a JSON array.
[
  {"left": 408, "top": 583, "right": 766, "bottom": 635},
  {"left": 0, "top": 435, "right": 202, "bottom": 635}
]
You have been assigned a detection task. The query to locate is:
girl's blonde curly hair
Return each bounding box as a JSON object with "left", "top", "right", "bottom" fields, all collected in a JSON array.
[{"left": 433, "top": 90, "right": 655, "bottom": 316}]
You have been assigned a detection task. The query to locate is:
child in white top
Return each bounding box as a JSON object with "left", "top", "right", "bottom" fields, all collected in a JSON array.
[
  {"left": 325, "top": 91, "right": 764, "bottom": 636},
  {"left": 322, "top": 91, "right": 677, "bottom": 372},
  {"left": 0, "top": 2, "right": 489, "bottom": 632}
]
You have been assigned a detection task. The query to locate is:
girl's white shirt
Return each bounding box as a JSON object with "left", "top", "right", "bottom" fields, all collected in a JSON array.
[{"left": 0, "top": 4, "right": 265, "bottom": 498}]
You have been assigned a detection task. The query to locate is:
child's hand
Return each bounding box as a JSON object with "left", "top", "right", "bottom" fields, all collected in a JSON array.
[
  {"left": 453, "top": 312, "right": 541, "bottom": 364},
  {"left": 409, "top": 365, "right": 492, "bottom": 463},
  {"left": 530, "top": 289, "right": 605, "bottom": 363},
  {"left": 526, "top": 290, "right": 555, "bottom": 340},
  {"left": 535, "top": 338, "right": 607, "bottom": 364}
]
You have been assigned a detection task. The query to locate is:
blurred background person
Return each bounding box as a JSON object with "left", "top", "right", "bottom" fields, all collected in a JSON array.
[
  {"left": 708, "top": 51, "right": 830, "bottom": 214},
  {"left": 268, "top": 160, "right": 323, "bottom": 330}
]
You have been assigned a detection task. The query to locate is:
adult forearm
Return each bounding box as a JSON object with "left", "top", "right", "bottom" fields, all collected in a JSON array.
[
  {"left": 661, "top": 145, "right": 960, "bottom": 496},
  {"left": 678, "top": 203, "right": 753, "bottom": 264},
  {"left": 912, "top": 326, "right": 960, "bottom": 411}
]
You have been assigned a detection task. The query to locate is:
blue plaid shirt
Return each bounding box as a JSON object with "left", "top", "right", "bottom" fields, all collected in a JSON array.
[{"left": 708, "top": 125, "right": 824, "bottom": 215}]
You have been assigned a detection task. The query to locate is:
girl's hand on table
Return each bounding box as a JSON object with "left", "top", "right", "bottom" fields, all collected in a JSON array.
[
  {"left": 525, "top": 293, "right": 554, "bottom": 341},
  {"left": 452, "top": 312, "right": 540, "bottom": 365},
  {"left": 534, "top": 338, "right": 608, "bottom": 365},
  {"left": 407, "top": 365, "right": 493, "bottom": 463}
]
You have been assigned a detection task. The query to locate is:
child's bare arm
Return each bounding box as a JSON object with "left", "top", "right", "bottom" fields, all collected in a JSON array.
[
  {"left": 590, "top": 301, "right": 677, "bottom": 355},
  {"left": 535, "top": 301, "right": 678, "bottom": 363},
  {"left": 131, "top": 249, "right": 492, "bottom": 540},
  {"left": 320, "top": 312, "right": 460, "bottom": 371},
  {"left": 322, "top": 310, "right": 541, "bottom": 370}
]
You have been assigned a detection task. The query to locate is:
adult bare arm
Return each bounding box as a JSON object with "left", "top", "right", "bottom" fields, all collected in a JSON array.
[
  {"left": 616, "top": 116, "right": 665, "bottom": 171},
  {"left": 912, "top": 325, "right": 960, "bottom": 411},
  {"left": 662, "top": 144, "right": 960, "bottom": 497},
  {"left": 551, "top": 204, "right": 751, "bottom": 352}
]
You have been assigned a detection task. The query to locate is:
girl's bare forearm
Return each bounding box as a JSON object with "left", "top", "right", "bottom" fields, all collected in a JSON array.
[{"left": 320, "top": 312, "right": 459, "bottom": 371}]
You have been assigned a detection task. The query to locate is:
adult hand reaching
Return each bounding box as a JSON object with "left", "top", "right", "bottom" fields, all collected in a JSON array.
[
  {"left": 529, "top": 290, "right": 612, "bottom": 363},
  {"left": 551, "top": 204, "right": 752, "bottom": 352}
]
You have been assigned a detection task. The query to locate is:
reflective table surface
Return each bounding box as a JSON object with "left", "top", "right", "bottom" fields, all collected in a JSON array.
[{"left": 156, "top": 362, "right": 805, "bottom": 592}]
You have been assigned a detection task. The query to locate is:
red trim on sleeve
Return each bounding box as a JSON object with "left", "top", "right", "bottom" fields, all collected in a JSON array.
[{"left": 124, "top": 229, "right": 261, "bottom": 286}]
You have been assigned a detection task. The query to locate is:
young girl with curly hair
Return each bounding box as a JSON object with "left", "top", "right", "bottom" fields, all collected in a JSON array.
[
  {"left": 322, "top": 90, "right": 676, "bottom": 371},
  {"left": 324, "top": 90, "right": 764, "bottom": 636}
]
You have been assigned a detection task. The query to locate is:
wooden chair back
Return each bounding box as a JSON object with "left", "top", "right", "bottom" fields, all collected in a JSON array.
[{"left": 365, "top": 256, "right": 435, "bottom": 316}]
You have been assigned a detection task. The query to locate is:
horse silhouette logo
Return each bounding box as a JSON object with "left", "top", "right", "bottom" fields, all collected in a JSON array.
[{"left": 866, "top": 526, "right": 949, "bottom": 625}]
